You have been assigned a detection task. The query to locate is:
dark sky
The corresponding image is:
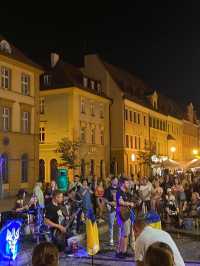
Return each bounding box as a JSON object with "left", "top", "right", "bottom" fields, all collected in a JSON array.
[{"left": 1, "top": 2, "right": 200, "bottom": 109}]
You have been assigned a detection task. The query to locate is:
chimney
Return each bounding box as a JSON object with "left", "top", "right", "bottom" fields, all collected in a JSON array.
[{"left": 51, "top": 53, "right": 59, "bottom": 68}]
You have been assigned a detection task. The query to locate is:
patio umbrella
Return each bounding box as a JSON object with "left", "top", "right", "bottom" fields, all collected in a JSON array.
[
  {"left": 161, "top": 159, "right": 180, "bottom": 169},
  {"left": 185, "top": 159, "right": 200, "bottom": 169}
]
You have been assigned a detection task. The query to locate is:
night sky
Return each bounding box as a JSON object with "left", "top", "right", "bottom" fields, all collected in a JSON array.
[{"left": 1, "top": 2, "right": 200, "bottom": 110}]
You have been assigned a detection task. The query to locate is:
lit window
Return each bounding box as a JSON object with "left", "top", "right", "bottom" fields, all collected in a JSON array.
[
  {"left": 21, "top": 73, "right": 30, "bottom": 95},
  {"left": 2, "top": 107, "right": 10, "bottom": 131},
  {"left": 22, "top": 111, "right": 29, "bottom": 133},
  {"left": 40, "top": 127, "right": 45, "bottom": 143},
  {"left": 81, "top": 98, "right": 85, "bottom": 114},
  {"left": 1, "top": 67, "right": 11, "bottom": 89},
  {"left": 40, "top": 98, "right": 45, "bottom": 114},
  {"left": 43, "top": 75, "right": 51, "bottom": 86}
]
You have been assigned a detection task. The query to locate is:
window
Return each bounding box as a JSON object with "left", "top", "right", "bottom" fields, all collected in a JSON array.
[
  {"left": 100, "top": 104, "right": 104, "bottom": 118},
  {"left": 43, "top": 75, "right": 51, "bottom": 86},
  {"left": 149, "top": 117, "right": 152, "bottom": 127},
  {"left": 130, "top": 136, "right": 133, "bottom": 148},
  {"left": 139, "top": 137, "right": 141, "bottom": 149},
  {"left": 125, "top": 109, "right": 128, "bottom": 120},
  {"left": 163, "top": 121, "right": 166, "bottom": 131},
  {"left": 138, "top": 113, "right": 140, "bottom": 124},
  {"left": 1, "top": 67, "right": 11, "bottom": 89},
  {"left": 91, "top": 128, "right": 95, "bottom": 144},
  {"left": 97, "top": 83, "right": 102, "bottom": 94},
  {"left": 50, "top": 159, "right": 58, "bottom": 180},
  {"left": 40, "top": 127, "right": 45, "bottom": 143},
  {"left": 135, "top": 136, "right": 137, "bottom": 149},
  {"left": 125, "top": 135, "right": 129, "bottom": 148},
  {"left": 21, "top": 74, "right": 30, "bottom": 95},
  {"left": 91, "top": 80, "right": 95, "bottom": 90},
  {"left": 90, "top": 103, "right": 95, "bottom": 116},
  {"left": 134, "top": 112, "right": 137, "bottom": 123},
  {"left": 2, "top": 107, "right": 10, "bottom": 131},
  {"left": 83, "top": 77, "right": 88, "bottom": 87},
  {"left": 40, "top": 98, "right": 45, "bottom": 114},
  {"left": 144, "top": 116, "right": 146, "bottom": 126},
  {"left": 153, "top": 118, "right": 156, "bottom": 128},
  {"left": 39, "top": 159, "right": 45, "bottom": 182},
  {"left": 21, "top": 154, "right": 28, "bottom": 182},
  {"left": 156, "top": 119, "right": 159, "bottom": 129},
  {"left": 0, "top": 154, "right": 8, "bottom": 183},
  {"left": 160, "top": 120, "right": 163, "bottom": 130},
  {"left": 129, "top": 111, "right": 132, "bottom": 122},
  {"left": 81, "top": 98, "right": 85, "bottom": 114},
  {"left": 100, "top": 130, "right": 104, "bottom": 145},
  {"left": 80, "top": 127, "right": 86, "bottom": 143},
  {"left": 90, "top": 159, "right": 95, "bottom": 176},
  {"left": 22, "top": 111, "right": 30, "bottom": 133}
]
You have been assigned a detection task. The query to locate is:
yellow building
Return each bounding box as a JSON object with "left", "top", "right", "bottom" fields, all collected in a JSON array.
[
  {"left": 82, "top": 54, "right": 200, "bottom": 176},
  {"left": 0, "top": 36, "right": 42, "bottom": 196},
  {"left": 39, "top": 54, "right": 110, "bottom": 182}
]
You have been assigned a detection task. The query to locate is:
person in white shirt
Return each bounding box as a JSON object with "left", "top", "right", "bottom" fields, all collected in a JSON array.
[
  {"left": 133, "top": 214, "right": 185, "bottom": 266},
  {"left": 139, "top": 177, "right": 153, "bottom": 213}
]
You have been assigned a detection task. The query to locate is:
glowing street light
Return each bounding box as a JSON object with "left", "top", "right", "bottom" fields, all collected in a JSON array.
[
  {"left": 170, "top": 146, "right": 176, "bottom": 160},
  {"left": 193, "top": 149, "right": 198, "bottom": 155},
  {"left": 131, "top": 153, "right": 136, "bottom": 162}
]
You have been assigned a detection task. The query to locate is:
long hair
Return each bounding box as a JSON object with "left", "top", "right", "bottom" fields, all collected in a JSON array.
[
  {"left": 144, "top": 242, "right": 175, "bottom": 266},
  {"left": 32, "top": 242, "right": 59, "bottom": 266}
]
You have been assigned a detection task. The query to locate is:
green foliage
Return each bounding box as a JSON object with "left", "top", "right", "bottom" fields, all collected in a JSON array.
[{"left": 56, "top": 138, "right": 80, "bottom": 169}]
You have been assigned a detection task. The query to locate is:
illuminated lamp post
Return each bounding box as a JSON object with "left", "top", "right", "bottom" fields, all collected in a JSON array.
[
  {"left": 193, "top": 149, "right": 198, "bottom": 156},
  {"left": 170, "top": 146, "right": 176, "bottom": 160}
]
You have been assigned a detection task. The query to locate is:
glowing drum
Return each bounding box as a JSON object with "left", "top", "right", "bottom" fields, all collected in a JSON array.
[{"left": 0, "top": 219, "right": 22, "bottom": 260}]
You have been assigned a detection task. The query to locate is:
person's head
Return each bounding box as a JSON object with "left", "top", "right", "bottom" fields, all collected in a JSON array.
[
  {"left": 174, "top": 178, "right": 179, "bottom": 185},
  {"left": 192, "top": 192, "right": 199, "bottom": 203},
  {"left": 32, "top": 242, "right": 59, "bottom": 266},
  {"left": 97, "top": 179, "right": 104, "bottom": 187},
  {"left": 51, "top": 180, "right": 57, "bottom": 189},
  {"left": 142, "top": 177, "right": 148, "bottom": 185},
  {"left": 154, "top": 179, "right": 160, "bottom": 188},
  {"left": 111, "top": 177, "right": 118, "bottom": 188},
  {"left": 133, "top": 213, "right": 147, "bottom": 238},
  {"left": 16, "top": 189, "right": 27, "bottom": 200},
  {"left": 144, "top": 242, "right": 174, "bottom": 266},
  {"left": 165, "top": 175, "right": 169, "bottom": 182},
  {"left": 82, "top": 178, "right": 88, "bottom": 187},
  {"left": 52, "top": 190, "right": 63, "bottom": 204},
  {"left": 120, "top": 177, "right": 129, "bottom": 191},
  {"left": 74, "top": 175, "right": 80, "bottom": 183},
  {"left": 167, "top": 188, "right": 172, "bottom": 195}
]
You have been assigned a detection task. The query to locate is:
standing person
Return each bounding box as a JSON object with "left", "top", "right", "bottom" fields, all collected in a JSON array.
[
  {"left": 151, "top": 179, "right": 163, "bottom": 213},
  {"left": 104, "top": 177, "right": 118, "bottom": 245},
  {"left": 33, "top": 182, "right": 45, "bottom": 208},
  {"left": 45, "top": 180, "right": 57, "bottom": 205},
  {"left": 95, "top": 179, "right": 105, "bottom": 223},
  {"left": 116, "top": 177, "right": 135, "bottom": 258},
  {"left": 90, "top": 175, "right": 98, "bottom": 215},
  {"left": 81, "top": 178, "right": 93, "bottom": 217},
  {"left": 139, "top": 177, "right": 153, "bottom": 213},
  {"left": 134, "top": 214, "right": 185, "bottom": 266}
]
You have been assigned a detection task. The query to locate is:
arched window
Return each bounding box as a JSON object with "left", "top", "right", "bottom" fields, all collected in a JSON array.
[
  {"left": 0, "top": 154, "right": 8, "bottom": 183},
  {"left": 39, "top": 159, "right": 45, "bottom": 182},
  {"left": 21, "top": 154, "right": 28, "bottom": 182},
  {"left": 50, "top": 159, "right": 58, "bottom": 180}
]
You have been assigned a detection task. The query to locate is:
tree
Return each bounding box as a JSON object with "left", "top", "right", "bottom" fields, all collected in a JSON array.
[{"left": 56, "top": 138, "right": 80, "bottom": 169}]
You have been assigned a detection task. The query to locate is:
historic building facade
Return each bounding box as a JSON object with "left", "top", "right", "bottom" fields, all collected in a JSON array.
[
  {"left": 39, "top": 54, "right": 110, "bottom": 182},
  {"left": 0, "top": 36, "right": 42, "bottom": 196}
]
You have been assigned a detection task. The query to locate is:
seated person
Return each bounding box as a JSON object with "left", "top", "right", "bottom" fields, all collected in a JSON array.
[
  {"left": 45, "top": 190, "right": 66, "bottom": 251},
  {"left": 165, "top": 188, "right": 180, "bottom": 227},
  {"left": 14, "top": 189, "right": 29, "bottom": 212},
  {"left": 182, "top": 192, "right": 200, "bottom": 218}
]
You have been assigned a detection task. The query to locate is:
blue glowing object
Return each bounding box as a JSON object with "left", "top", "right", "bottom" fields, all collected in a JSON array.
[{"left": 0, "top": 219, "right": 22, "bottom": 260}]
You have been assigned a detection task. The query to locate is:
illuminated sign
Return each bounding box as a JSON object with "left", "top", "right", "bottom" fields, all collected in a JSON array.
[{"left": 0, "top": 219, "right": 22, "bottom": 260}]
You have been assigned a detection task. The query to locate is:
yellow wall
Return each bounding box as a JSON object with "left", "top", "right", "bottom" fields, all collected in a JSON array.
[
  {"left": 39, "top": 87, "right": 110, "bottom": 182},
  {"left": 0, "top": 54, "right": 41, "bottom": 195}
]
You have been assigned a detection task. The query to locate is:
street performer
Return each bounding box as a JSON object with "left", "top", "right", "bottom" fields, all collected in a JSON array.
[
  {"left": 45, "top": 190, "right": 66, "bottom": 251},
  {"left": 116, "top": 177, "right": 135, "bottom": 258}
]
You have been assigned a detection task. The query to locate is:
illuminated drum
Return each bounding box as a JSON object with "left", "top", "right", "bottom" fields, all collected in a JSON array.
[{"left": 0, "top": 219, "right": 22, "bottom": 260}]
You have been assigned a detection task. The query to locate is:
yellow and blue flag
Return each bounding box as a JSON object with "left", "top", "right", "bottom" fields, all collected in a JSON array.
[{"left": 86, "top": 209, "right": 100, "bottom": 256}]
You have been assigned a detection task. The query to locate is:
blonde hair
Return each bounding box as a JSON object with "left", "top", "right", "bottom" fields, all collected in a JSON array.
[{"left": 144, "top": 242, "right": 174, "bottom": 266}]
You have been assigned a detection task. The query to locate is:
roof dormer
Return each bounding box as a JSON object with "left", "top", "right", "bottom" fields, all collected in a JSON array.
[
  {"left": 150, "top": 90, "right": 158, "bottom": 110},
  {"left": 0, "top": 40, "right": 12, "bottom": 54}
]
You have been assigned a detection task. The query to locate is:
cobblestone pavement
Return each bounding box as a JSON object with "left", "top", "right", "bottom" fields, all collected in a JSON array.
[{"left": 0, "top": 228, "right": 200, "bottom": 266}]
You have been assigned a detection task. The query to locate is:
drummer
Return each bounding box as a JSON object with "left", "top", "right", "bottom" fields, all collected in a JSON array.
[{"left": 14, "top": 189, "right": 29, "bottom": 212}]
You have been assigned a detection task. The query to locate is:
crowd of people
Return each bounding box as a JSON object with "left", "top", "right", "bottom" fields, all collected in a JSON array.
[{"left": 3, "top": 171, "right": 200, "bottom": 265}]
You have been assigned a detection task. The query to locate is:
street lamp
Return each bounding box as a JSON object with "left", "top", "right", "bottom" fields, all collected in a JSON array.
[
  {"left": 193, "top": 149, "right": 198, "bottom": 156},
  {"left": 170, "top": 146, "right": 176, "bottom": 160}
]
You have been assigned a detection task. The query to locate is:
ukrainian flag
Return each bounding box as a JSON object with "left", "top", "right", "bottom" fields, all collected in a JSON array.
[
  {"left": 145, "top": 211, "right": 162, "bottom": 229},
  {"left": 86, "top": 209, "right": 100, "bottom": 256}
]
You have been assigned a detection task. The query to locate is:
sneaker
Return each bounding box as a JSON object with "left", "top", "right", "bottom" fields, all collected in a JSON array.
[{"left": 109, "top": 239, "right": 114, "bottom": 246}]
